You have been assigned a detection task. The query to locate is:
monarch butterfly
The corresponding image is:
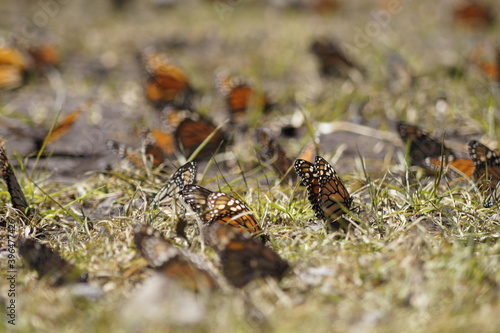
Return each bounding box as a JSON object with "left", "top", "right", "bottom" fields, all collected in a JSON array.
[
  {"left": 134, "top": 225, "right": 219, "bottom": 292},
  {"left": 453, "top": 1, "right": 495, "bottom": 28},
  {"left": 397, "top": 122, "right": 456, "bottom": 168},
  {"left": 181, "top": 184, "right": 263, "bottom": 236},
  {"left": 153, "top": 161, "right": 197, "bottom": 214},
  {"left": 204, "top": 223, "right": 289, "bottom": 288},
  {"left": 34, "top": 100, "right": 93, "bottom": 151},
  {"left": 255, "top": 128, "right": 317, "bottom": 183},
  {"left": 0, "top": 46, "right": 27, "bottom": 90},
  {"left": 175, "top": 118, "right": 227, "bottom": 160},
  {"left": 107, "top": 127, "right": 174, "bottom": 169},
  {"left": 310, "top": 39, "right": 364, "bottom": 78},
  {"left": 18, "top": 238, "right": 87, "bottom": 286},
  {"left": 142, "top": 51, "right": 193, "bottom": 108},
  {"left": 216, "top": 74, "right": 273, "bottom": 123},
  {"left": 0, "top": 143, "right": 29, "bottom": 213},
  {"left": 294, "top": 156, "right": 353, "bottom": 230},
  {"left": 468, "top": 140, "right": 500, "bottom": 207}
]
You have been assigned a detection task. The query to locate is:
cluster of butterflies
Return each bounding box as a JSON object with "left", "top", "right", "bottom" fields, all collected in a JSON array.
[
  {"left": 4, "top": 108, "right": 500, "bottom": 290},
  {"left": 0, "top": 44, "right": 59, "bottom": 90},
  {"left": 397, "top": 122, "right": 500, "bottom": 208}
]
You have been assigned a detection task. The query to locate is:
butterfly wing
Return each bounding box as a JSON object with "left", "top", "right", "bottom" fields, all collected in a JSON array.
[
  {"left": 153, "top": 161, "right": 197, "bottom": 207},
  {"left": 294, "top": 158, "right": 321, "bottom": 218},
  {"left": 0, "top": 144, "right": 29, "bottom": 213},
  {"left": 181, "top": 184, "right": 214, "bottom": 222},
  {"left": 397, "top": 122, "right": 456, "bottom": 167},
  {"left": 468, "top": 140, "right": 500, "bottom": 207},
  {"left": 134, "top": 225, "right": 218, "bottom": 292},
  {"left": 206, "top": 192, "right": 262, "bottom": 235},
  {"left": 315, "top": 156, "right": 353, "bottom": 229},
  {"left": 205, "top": 224, "right": 289, "bottom": 288},
  {"left": 175, "top": 118, "right": 227, "bottom": 160}
]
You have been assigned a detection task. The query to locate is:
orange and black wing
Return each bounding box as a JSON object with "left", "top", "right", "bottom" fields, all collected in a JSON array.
[
  {"left": 204, "top": 224, "right": 289, "bottom": 288},
  {"left": 315, "top": 156, "right": 353, "bottom": 230},
  {"left": 426, "top": 157, "right": 474, "bottom": 178},
  {"left": 143, "top": 52, "right": 193, "bottom": 108},
  {"left": 206, "top": 192, "right": 262, "bottom": 235},
  {"left": 175, "top": 118, "right": 227, "bottom": 160},
  {"left": 0, "top": 144, "right": 29, "bottom": 213},
  {"left": 397, "top": 121, "right": 456, "bottom": 167},
  {"left": 37, "top": 100, "right": 93, "bottom": 150},
  {"left": 134, "top": 225, "right": 218, "bottom": 292},
  {"left": 294, "top": 158, "right": 321, "bottom": 216},
  {"left": 468, "top": 140, "right": 500, "bottom": 207},
  {"left": 181, "top": 184, "right": 214, "bottom": 222}
]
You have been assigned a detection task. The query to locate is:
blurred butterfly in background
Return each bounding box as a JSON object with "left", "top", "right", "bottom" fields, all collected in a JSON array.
[
  {"left": 18, "top": 238, "right": 87, "bottom": 287},
  {"left": 142, "top": 50, "right": 194, "bottom": 109},
  {"left": 0, "top": 143, "right": 29, "bottom": 213},
  {"left": 153, "top": 161, "right": 197, "bottom": 220},
  {"left": 453, "top": 0, "right": 495, "bottom": 28},
  {"left": 310, "top": 38, "right": 365, "bottom": 79},
  {"left": 397, "top": 122, "right": 457, "bottom": 168},
  {"left": 134, "top": 225, "right": 219, "bottom": 292},
  {"left": 33, "top": 99, "right": 94, "bottom": 153},
  {"left": 255, "top": 128, "right": 317, "bottom": 183},
  {"left": 468, "top": 140, "right": 500, "bottom": 207},
  {"left": 203, "top": 223, "right": 289, "bottom": 288},
  {"left": 294, "top": 156, "right": 354, "bottom": 231},
  {"left": 181, "top": 184, "right": 264, "bottom": 236},
  {"left": 216, "top": 73, "right": 274, "bottom": 124},
  {"left": 175, "top": 118, "right": 228, "bottom": 160},
  {"left": 0, "top": 46, "right": 27, "bottom": 90},
  {"left": 107, "top": 126, "right": 175, "bottom": 169},
  {"left": 397, "top": 122, "right": 475, "bottom": 177}
]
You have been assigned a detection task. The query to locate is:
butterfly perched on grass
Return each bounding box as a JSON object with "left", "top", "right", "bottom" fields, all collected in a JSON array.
[
  {"left": 107, "top": 127, "right": 175, "bottom": 169},
  {"left": 398, "top": 122, "right": 475, "bottom": 177},
  {"left": 18, "top": 238, "right": 87, "bottom": 287},
  {"left": 134, "top": 225, "right": 219, "bottom": 292},
  {"left": 181, "top": 184, "right": 264, "bottom": 236},
  {"left": 468, "top": 140, "right": 500, "bottom": 207},
  {"left": 216, "top": 73, "right": 274, "bottom": 124},
  {"left": 255, "top": 128, "right": 316, "bottom": 183},
  {"left": 153, "top": 162, "right": 197, "bottom": 222},
  {"left": 141, "top": 50, "right": 194, "bottom": 108},
  {"left": 294, "top": 156, "right": 353, "bottom": 231},
  {"left": 204, "top": 223, "right": 289, "bottom": 288},
  {"left": 175, "top": 118, "right": 228, "bottom": 160},
  {"left": 0, "top": 143, "right": 29, "bottom": 214}
]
